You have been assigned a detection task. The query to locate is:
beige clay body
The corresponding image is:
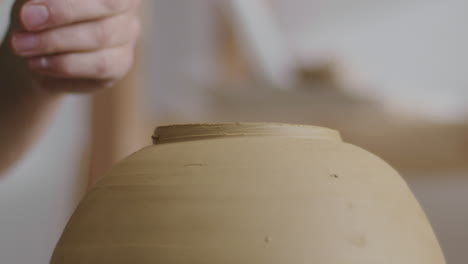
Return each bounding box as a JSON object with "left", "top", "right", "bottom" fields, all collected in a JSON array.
[{"left": 51, "top": 123, "right": 446, "bottom": 263}]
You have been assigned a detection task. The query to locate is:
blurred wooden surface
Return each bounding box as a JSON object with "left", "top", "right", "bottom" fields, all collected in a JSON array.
[{"left": 206, "top": 85, "right": 468, "bottom": 172}]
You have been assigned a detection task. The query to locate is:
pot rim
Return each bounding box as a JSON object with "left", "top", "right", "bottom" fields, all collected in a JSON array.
[{"left": 153, "top": 123, "right": 341, "bottom": 143}]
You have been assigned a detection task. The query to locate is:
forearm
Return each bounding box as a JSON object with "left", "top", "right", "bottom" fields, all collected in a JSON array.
[{"left": 0, "top": 27, "right": 62, "bottom": 173}]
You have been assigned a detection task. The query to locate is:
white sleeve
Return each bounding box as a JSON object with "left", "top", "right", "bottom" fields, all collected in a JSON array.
[{"left": 0, "top": 0, "right": 15, "bottom": 44}]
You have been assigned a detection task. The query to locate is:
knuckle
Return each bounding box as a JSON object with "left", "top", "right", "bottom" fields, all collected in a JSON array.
[
  {"left": 121, "top": 53, "right": 134, "bottom": 76},
  {"left": 41, "top": 33, "right": 60, "bottom": 54},
  {"left": 55, "top": 57, "right": 75, "bottom": 76},
  {"left": 95, "top": 21, "right": 113, "bottom": 46},
  {"left": 97, "top": 48, "right": 133, "bottom": 80},
  {"left": 95, "top": 14, "right": 136, "bottom": 47},
  {"left": 132, "top": 18, "right": 142, "bottom": 40},
  {"left": 102, "top": 0, "right": 129, "bottom": 13},
  {"left": 95, "top": 53, "right": 115, "bottom": 78},
  {"left": 48, "top": 0, "right": 74, "bottom": 25},
  {"left": 34, "top": 34, "right": 48, "bottom": 53}
]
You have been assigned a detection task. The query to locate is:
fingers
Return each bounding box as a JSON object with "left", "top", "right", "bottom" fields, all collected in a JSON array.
[
  {"left": 28, "top": 46, "right": 135, "bottom": 81},
  {"left": 20, "top": 0, "right": 139, "bottom": 31},
  {"left": 10, "top": 0, "right": 142, "bottom": 92},
  {"left": 11, "top": 13, "right": 140, "bottom": 56}
]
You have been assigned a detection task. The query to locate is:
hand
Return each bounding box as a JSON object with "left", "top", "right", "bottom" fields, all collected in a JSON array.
[{"left": 10, "top": 0, "right": 141, "bottom": 91}]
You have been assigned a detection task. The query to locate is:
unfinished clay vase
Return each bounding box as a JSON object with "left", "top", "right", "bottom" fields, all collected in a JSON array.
[{"left": 51, "top": 123, "right": 446, "bottom": 263}]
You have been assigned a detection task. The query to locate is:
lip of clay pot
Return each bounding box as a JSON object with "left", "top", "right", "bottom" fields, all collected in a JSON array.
[{"left": 51, "top": 123, "right": 446, "bottom": 264}]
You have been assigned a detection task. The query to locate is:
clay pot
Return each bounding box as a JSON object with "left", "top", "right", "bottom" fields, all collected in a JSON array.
[{"left": 51, "top": 123, "right": 445, "bottom": 263}]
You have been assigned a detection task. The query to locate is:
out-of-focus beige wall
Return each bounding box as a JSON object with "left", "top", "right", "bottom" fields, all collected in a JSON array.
[
  {"left": 270, "top": 0, "right": 468, "bottom": 121},
  {"left": 0, "top": 97, "right": 90, "bottom": 263},
  {"left": 406, "top": 173, "right": 468, "bottom": 264}
]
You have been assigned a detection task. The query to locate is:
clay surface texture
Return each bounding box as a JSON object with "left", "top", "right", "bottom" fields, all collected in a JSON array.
[{"left": 51, "top": 123, "right": 446, "bottom": 263}]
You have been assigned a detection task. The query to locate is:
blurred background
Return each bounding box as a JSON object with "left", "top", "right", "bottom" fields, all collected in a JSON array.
[{"left": 1, "top": 0, "right": 467, "bottom": 263}]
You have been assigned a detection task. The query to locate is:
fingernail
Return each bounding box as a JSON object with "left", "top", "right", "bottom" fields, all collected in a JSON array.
[
  {"left": 22, "top": 4, "right": 50, "bottom": 30},
  {"left": 12, "top": 33, "right": 39, "bottom": 54},
  {"left": 29, "top": 57, "right": 49, "bottom": 69}
]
